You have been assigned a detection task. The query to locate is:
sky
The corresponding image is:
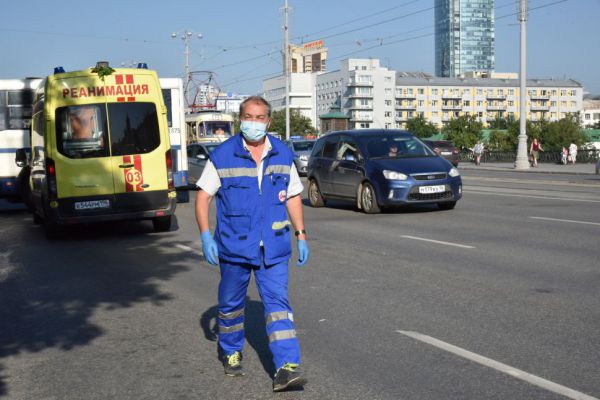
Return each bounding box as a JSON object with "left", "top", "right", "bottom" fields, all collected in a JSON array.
[{"left": 1, "top": 0, "right": 598, "bottom": 97}]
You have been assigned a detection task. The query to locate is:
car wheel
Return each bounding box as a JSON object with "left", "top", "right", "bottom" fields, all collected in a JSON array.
[
  {"left": 153, "top": 215, "right": 172, "bottom": 232},
  {"left": 308, "top": 179, "right": 325, "bottom": 207},
  {"left": 437, "top": 201, "right": 456, "bottom": 210},
  {"left": 360, "top": 182, "right": 381, "bottom": 214}
]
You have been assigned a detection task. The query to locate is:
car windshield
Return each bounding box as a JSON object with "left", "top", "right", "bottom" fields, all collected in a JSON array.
[
  {"left": 292, "top": 141, "right": 315, "bottom": 152},
  {"left": 362, "top": 135, "right": 437, "bottom": 159}
]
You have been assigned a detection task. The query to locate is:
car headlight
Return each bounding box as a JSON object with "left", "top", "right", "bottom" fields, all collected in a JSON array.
[
  {"left": 449, "top": 167, "right": 460, "bottom": 177},
  {"left": 383, "top": 170, "right": 408, "bottom": 180},
  {"left": 299, "top": 155, "right": 308, "bottom": 161}
]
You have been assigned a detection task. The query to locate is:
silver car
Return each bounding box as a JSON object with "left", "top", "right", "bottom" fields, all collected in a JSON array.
[
  {"left": 187, "top": 142, "right": 220, "bottom": 184},
  {"left": 286, "top": 140, "right": 316, "bottom": 176}
]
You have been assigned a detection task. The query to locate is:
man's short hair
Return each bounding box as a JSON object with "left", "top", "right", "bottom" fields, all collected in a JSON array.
[{"left": 239, "top": 96, "right": 271, "bottom": 117}]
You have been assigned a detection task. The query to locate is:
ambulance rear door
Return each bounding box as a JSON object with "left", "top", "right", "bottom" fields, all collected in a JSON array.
[{"left": 102, "top": 72, "right": 169, "bottom": 211}]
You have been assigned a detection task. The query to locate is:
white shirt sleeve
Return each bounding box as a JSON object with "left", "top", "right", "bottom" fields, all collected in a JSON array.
[
  {"left": 196, "top": 160, "right": 221, "bottom": 196},
  {"left": 287, "top": 163, "right": 304, "bottom": 198}
]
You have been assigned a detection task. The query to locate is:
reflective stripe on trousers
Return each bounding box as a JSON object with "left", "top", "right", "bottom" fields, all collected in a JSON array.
[{"left": 217, "top": 255, "right": 300, "bottom": 370}]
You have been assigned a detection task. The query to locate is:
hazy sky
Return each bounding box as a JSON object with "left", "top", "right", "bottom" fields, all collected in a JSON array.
[{"left": 1, "top": 0, "right": 598, "bottom": 95}]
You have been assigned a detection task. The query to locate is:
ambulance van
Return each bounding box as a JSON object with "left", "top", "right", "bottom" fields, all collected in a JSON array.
[{"left": 24, "top": 62, "right": 176, "bottom": 238}]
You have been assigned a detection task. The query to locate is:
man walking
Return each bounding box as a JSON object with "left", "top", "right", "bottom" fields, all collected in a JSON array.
[{"left": 195, "top": 96, "right": 309, "bottom": 392}]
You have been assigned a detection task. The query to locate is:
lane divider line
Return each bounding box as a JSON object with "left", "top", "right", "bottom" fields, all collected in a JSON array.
[
  {"left": 396, "top": 330, "right": 599, "bottom": 400},
  {"left": 529, "top": 216, "right": 600, "bottom": 227},
  {"left": 463, "top": 190, "right": 600, "bottom": 204},
  {"left": 401, "top": 235, "right": 475, "bottom": 249},
  {"left": 175, "top": 244, "right": 195, "bottom": 252}
]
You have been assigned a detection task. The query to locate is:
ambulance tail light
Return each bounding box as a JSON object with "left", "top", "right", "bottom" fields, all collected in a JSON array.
[
  {"left": 46, "top": 158, "right": 58, "bottom": 199},
  {"left": 165, "top": 150, "right": 174, "bottom": 191},
  {"left": 137, "top": 63, "right": 148, "bottom": 69}
]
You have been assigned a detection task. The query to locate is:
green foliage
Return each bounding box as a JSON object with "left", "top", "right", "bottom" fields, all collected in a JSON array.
[
  {"left": 406, "top": 115, "right": 439, "bottom": 138},
  {"left": 487, "top": 130, "right": 517, "bottom": 151},
  {"left": 500, "top": 115, "right": 585, "bottom": 151},
  {"left": 442, "top": 115, "right": 483, "bottom": 149},
  {"left": 488, "top": 115, "right": 514, "bottom": 130},
  {"left": 269, "top": 109, "right": 316, "bottom": 137},
  {"left": 91, "top": 65, "right": 115, "bottom": 81}
]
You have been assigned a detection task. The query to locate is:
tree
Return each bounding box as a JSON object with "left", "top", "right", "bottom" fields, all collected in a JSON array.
[
  {"left": 537, "top": 114, "right": 586, "bottom": 150},
  {"left": 405, "top": 115, "right": 439, "bottom": 138},
  {"left": 269, "top": 109, "right": 316, "bottom": 138},
  {"left": 442, "top": 115, "right": 483, "bottom": 149},
  {"left": 487, "top": 130, "right": 516, "bottom": 151}
]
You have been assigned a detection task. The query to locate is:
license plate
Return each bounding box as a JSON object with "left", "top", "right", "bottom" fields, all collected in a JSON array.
[
  {"left": 441, "top": 151, "right": 452, "bottom": 155},
  {"left": 419, "top": 185, "right": 445, "bottom": 194},
  {"left": 75, "top": 200, "right": 111, "bottom": 210}
]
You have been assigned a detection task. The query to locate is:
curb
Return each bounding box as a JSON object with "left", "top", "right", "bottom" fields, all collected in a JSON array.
[{"left": 458, "top": 164, "right": 598, "bottom": 176}]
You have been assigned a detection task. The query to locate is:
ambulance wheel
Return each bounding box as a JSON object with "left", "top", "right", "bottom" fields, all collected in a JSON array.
[
  {"left": 44, "top": 218, "right": 62, "bottom": 240},
  {"left": 360, "top": 182, "right": 380, "bottom": 214},
  {"left": 308, "top": 179, "right": 325, "bottom": 207},
  {"left": 153, "top": 215, "right": 172, "bottom": 232},
  {"left": 33, "top": 212, "right": 42, "bottom": 225}
]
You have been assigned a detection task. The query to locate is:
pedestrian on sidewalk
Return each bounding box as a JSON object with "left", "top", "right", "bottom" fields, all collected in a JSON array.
[
  {"left": 568, "top": 141, "right": 578, "bottom": 165},
  {"left": 195, "top": 96, "right": 309, "bottom": 392},
  {"left": 472, "top": 140, "right": 484, "bottom": 166},
  {"left": 561, "top": 146, "right": 568, "bottom": 165},
  {"left": 529, "top": 138, "right": 544, "bottom": 167}
]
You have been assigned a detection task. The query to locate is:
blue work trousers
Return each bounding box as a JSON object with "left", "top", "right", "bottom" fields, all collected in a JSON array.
[{"left": 217, "top": 256, "right": 300, "bottom": 370}]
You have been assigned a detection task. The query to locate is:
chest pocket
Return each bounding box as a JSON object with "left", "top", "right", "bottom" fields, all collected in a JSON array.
[
  {"left": 269, "top": 174, "right": 289, "bottom": 204},
  {"left": 220, "top": 177, "right": 254, "bottom": 211}
]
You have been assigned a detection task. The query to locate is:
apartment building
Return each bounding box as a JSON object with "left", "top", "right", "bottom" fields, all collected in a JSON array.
[
  {"left": 263, "top": 58, "right": 583, "bottom": 133},
  {"left": 581, "top": 100, "right": 600, "bottom": 128},
  {"left": 315, "top": 59, "right": 396, "bottom": 130},
  {"left": 394, "top": 74, "right": 583, "bottom": 129}
]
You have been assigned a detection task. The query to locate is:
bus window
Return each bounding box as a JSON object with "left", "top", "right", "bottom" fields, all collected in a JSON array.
[
  {"left": 161, "top": 89, "right": 173, "bottom": 128},
  {"left": 0, "top": 89, "right": 34, "bottom": 130}
]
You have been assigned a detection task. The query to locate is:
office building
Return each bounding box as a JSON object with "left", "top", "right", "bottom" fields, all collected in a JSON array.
[
  {"left": 290, "top": 39, "right": 327, "bottom": 73},
  {"left": 435, "top": 0, "right": 495, "bottom": 77}
]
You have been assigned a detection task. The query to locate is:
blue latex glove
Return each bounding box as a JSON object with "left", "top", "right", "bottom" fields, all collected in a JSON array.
[
  {"left": 201, "top": 231, "right": 219, "bottom": 266},
  {"left": 296, "top": 239, "right": 309, "bottom": 266}
]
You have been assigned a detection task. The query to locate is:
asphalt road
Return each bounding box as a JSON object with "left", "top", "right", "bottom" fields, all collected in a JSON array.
[{"left": 0, "top": 169, "right": 599, "bottom": 400}]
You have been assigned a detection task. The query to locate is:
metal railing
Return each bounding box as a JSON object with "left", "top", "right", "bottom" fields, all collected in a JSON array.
[{"left": 459, "top": 149, "right": 599, "bottom": 164}]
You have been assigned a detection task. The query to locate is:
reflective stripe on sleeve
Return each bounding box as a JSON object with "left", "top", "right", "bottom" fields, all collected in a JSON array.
[
  {"left": 219, "top": 308, "right": 245, "bottom": 320},
  {"left": 219, "top": 322, "right": 244, "bottom": 334},
  {"left": 264, "top": 165, "right": 291, "bottom": 175},
  {"left": 268, "top": 329, "right": 297, "bottom": 343},
  {"left": 266, "top": 311, "right": 291, "bottom": 325},
  {"left": 217, "top": 167, "right": 258, "bottom": 178}
]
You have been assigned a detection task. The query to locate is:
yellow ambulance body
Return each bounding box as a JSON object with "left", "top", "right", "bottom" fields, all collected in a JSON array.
[{"left": 29, "top": 63, "right": 176, "bottom": 238}]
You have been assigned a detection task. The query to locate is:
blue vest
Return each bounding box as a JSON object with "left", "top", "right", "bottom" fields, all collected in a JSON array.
[{"left": 210, "top": 134, "right": 295, "bottom": 266}]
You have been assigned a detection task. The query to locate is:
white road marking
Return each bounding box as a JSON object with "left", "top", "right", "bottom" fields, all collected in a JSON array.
[
  {"left": 529, "top": 216, "right": 600, "bottom": 227},
  {"left": 464, "top": 189, "right": 600, "bottom": 203},
  {"left": 397, "top": 330, "right": 599, "bottom": 400},
  {"left": 175, "top": 244, "right": 195, "bottom": 252},
  {"left": 401, "top": 235, "right": 475, "bottom": 249}
]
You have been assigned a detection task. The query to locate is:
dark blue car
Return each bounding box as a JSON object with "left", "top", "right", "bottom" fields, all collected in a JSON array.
[{"left": 307, "top": 130, "right": 462, "bottom": 213}]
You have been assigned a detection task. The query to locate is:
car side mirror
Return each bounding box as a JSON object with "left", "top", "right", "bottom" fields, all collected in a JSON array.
[
  {"left": 15, "top": 148, "right": 28, "bottom": 167},
  {"left": 196, "top": 154, "right": 207, "bottom": 160}
]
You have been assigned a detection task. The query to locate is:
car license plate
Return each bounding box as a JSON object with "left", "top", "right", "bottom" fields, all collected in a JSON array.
[
  {"left": 75, "top": 199, "right": 110, "bottom": 210},
  {"left": 419, "top": 185, "right": 445, "bottom": 194},
  {"left": 441, "top": 151, "right": 452, "bottom": 155}
]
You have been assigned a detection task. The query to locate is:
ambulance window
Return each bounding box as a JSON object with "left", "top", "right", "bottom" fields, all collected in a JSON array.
[
  {"left": 55, "top": 104, "right": 109, "bottom": 159},
  {"left": 108, "top": 103, "right": 160, "bottom": 156}
]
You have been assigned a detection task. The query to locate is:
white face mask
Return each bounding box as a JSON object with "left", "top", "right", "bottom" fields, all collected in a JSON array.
[{"left": 240, "top": 120, "right": 268, "bottom": 142}]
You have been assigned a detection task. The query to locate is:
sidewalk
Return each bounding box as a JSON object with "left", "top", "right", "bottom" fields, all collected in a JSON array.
[{"left": 459, "top": 161, "right": 598, "bottom": 175}]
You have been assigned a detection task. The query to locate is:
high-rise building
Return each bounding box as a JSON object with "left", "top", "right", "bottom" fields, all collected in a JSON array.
[
  {"left": 435, "top": 0, "right": 495, "bottom": 77},
  {"left": 289, "top": 40, "right": 327, "bottom": 73}
]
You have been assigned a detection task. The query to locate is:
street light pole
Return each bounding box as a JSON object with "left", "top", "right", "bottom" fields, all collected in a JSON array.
[
  {"left": 284, "top": 0, "right": 290, "bottom": 140},
  {"left": 514, "top": 0, "right": 530, "bottom": 170},
  {"left": 172, "top": 30, "right": 202, "bottom": 110}
]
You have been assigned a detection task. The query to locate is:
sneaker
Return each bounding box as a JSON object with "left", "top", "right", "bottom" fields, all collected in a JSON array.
[
  {"left": 222, "top": 351, "right": 245, "bottom": 376},
  {"left": 272, "top": 363, "right": 307, "bottom": 392}
]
